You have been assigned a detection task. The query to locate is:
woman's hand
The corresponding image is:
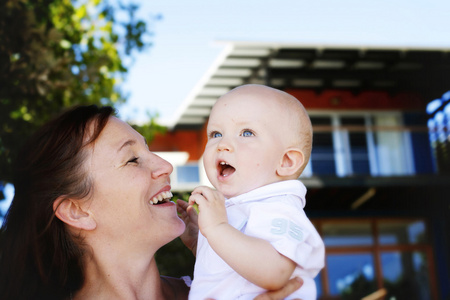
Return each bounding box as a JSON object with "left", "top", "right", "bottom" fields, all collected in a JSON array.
[
  {"left": 253, "top": 277, "right": 304, "bottom": 300},
  {"left": 204, "top": 277, "right": 303, "bottom": 300},
  {"left": 176, "top": 199, "right": 199, "bottom": 255}
]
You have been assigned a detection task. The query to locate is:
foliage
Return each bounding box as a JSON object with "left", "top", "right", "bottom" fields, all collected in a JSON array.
[
  {"left": 0, "top": 0, "right": 157, "bottom": 183},
  {"left": 131, "top": 112, "right": 167, "bottom": 143},
  {"left": 340, "top": 274, "right": 377, "bottom": 300},
  {"left": 156, "top": 237, "right": 196, "bottom": 278}
]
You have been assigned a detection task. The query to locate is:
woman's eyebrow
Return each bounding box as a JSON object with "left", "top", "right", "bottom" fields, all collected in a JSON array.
[
  {"left": 118, "top": 136, "right": 146, "bottom": 152},
  {"left": 118, "top": 139, "right": 136, "bottom": 152}
]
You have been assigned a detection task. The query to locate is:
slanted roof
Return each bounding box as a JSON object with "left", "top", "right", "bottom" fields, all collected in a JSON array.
[{"left": 170, "top": 41, "right": 450, "bottom": 129}]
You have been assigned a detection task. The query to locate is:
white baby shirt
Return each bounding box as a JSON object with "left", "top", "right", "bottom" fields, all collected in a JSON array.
[{"left": 188, "top": 180, "right": 325, "bottom": 300}]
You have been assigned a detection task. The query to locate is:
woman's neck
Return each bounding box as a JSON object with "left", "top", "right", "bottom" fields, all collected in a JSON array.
[{"left": 74, "top": 248, "right": 166, "bottom": 300}]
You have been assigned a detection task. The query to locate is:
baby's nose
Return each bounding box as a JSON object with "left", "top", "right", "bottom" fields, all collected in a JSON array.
[{"left": 217, "top": 138, "right": 232, "bottom": 151}]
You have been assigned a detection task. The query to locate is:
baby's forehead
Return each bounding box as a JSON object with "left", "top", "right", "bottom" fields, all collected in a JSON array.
[
  {"left": 214, "top": 96, "right": 283, "bottom": 118},
  {"left": 214, "top": 86, "right": 306, "bottom": 120},
  {"left": 218, "top": 88, "right": 285, "bottom": 107}
]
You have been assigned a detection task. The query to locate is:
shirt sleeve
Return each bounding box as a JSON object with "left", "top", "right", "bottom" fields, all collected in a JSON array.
[
  {"left": 244, "top": 201, "right": 325, "bottom": 276},
  {"left": 181, "top": 276, "right": 192, "bottom": 287}
]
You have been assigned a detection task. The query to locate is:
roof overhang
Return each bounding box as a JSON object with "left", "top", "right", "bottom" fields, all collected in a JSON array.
[{"left": 169, "top": 41, "right": 450, "bottom": 129}]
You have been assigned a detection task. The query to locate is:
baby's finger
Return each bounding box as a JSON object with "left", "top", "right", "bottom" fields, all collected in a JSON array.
[
  {"left": 197, "top": 187, "right": 224, "bottom": 204},
  {"left": 191, "top": 185, "right": 209, "bottom": 195},
  {"left": 188, "top": 193, "right": 206, "bottom": 206}
]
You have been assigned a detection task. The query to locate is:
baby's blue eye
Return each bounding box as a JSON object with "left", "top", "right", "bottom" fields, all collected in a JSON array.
[
  {"left": 242, "top": 130, "right": 254, "bottom": 137},
  {"left": 212, "top": 132, "right": 222, "bottom": 138}
]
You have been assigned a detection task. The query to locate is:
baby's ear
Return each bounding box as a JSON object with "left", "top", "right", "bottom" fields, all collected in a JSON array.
[
  {"left": 276, "top": 148, "right": 305, "bottom": 178},
  {"left": 53, "top": 197, "right": 97, "bottom": 231}
]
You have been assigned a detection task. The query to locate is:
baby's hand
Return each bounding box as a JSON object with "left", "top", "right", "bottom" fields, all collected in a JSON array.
[{"left": 189, "top": 186, "right": 228, "bottom": 238}]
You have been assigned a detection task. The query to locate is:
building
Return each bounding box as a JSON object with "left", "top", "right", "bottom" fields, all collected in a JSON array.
[{"left": 150, "top": 42, "right": 450, "bottom": 300}]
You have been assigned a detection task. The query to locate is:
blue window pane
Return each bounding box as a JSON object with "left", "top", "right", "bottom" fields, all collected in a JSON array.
[
  {"left": 381, "top": 251, "right": 431, "bottom": 300},
  {"left": 327, "top": 253, "right": 377, "bottom": 297},
  {"left": 311, "top": 117, "right": 336, "bottom": 176},
  {"left": 404, "top": 112, "right": 435, "bottom": 174},
  {"left": 342, "top": 117, "right": 371, "bottom": 175},
  {"left": 314, "top": 271, "right": 323, "bottom": 298},
  {"left": 410, "top": 132, "right": 435, "bottom": 174},
  {"left": 176, "top": 165, "right": 199, "bottom": 183},
  {"left": 378, "top": 220, "right": 427, "bottom": 245},
  {"left": 349, "top": 133, "right": 370, "bottom": 174},
  {"left": 311, "top": 133, "right": 336, "bottom": 175}
]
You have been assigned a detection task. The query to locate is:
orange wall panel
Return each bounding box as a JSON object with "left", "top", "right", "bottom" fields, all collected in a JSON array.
[
  {"left": 285, "top": 89, "right": 425, "bottom": 110},
  {"left": 149, "top": 124, "right": 208, "bottom": 161}
]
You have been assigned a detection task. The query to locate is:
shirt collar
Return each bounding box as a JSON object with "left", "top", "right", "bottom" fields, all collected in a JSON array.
[{"left": 225, "top": 180, "right": 306, "bottom": 208}]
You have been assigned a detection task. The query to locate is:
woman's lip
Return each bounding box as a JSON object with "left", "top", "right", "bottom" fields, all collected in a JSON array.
[{"left": 151, "top": 185, "right": 171, "bottom": 200}]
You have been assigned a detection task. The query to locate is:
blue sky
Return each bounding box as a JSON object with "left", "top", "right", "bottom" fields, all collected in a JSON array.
[{"left": 117, "top": 0, "right": 450, "bottom": 125}]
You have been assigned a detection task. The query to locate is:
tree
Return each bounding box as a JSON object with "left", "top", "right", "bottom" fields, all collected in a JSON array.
[{"left": 0, "top": 0, "right": 160, "bottom": 183}]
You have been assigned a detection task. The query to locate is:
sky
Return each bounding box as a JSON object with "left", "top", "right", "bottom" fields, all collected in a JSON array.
[
  {"left": 117, "top": 0, "right": 450, "bottom": 126},
  {"left": 1, "top": 0, "right": 450, "bottom": 222}
]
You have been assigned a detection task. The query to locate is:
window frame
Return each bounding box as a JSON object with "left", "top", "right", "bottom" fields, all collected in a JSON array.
[
  {"left": 307, "top": 111, "right": 421, "bottom": 177},
  {"left": 312, "top": 217, "right": 439, "bottom": 300}
]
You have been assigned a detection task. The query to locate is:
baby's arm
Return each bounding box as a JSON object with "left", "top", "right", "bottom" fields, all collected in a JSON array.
[{"left": 189, "top": 186, "right": 296, "bottom": 290}]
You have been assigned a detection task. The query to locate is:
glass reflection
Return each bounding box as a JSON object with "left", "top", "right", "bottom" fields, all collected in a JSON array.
[
  {"left": 327, "top": 253, "right": 377, "bottom": 298},
  {"left": 314, "top": 271, "right": 322, "bottom": 298},
  {"left": 378, "top": 220, "right": 426, "bottom": 245},
  {"left": 381, "top": 251, "right": 431, "bottom": 300}
]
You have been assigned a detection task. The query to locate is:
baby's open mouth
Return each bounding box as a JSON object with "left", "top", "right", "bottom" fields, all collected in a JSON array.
[
  {"left": 150, "top": 191, "right": 173, "bottom": 205},
  {"left": 218, "top": 161, "right": 236, "bottom": 177}
]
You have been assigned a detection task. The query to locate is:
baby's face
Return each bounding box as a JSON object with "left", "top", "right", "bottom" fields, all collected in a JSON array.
[{"left": 203, "top": 89, "right": 290, "bottom": 198}]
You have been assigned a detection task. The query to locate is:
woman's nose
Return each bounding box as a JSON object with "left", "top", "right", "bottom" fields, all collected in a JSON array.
[{"left": 150, "top": 153, "right": 173, "bottom": 178}]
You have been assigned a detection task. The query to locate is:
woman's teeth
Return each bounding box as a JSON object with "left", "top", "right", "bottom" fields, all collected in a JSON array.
[{"left": 150, "top": 191, "right": 173, "bottom": 205}]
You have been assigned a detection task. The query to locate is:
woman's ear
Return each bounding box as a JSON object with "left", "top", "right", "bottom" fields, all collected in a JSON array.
[
  {"left": 53, "top": 197, "right": 96, "bottom": 231},
  {"left": 276, "top": 148, "right": 305, "bottom": 178}
]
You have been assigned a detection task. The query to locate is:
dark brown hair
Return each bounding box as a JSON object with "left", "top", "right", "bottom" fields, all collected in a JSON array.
[{"left": 0, "top": 105, "right": 114, "bottom": 299}]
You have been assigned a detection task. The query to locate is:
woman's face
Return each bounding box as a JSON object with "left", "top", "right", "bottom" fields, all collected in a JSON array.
[{"left": 84, "top": 117, "right": 185, "bottom": 251}]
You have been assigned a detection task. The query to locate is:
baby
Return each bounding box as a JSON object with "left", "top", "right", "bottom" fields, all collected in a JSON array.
[{"left": 186, "top": 84, "right": 324, "bottom": 299}]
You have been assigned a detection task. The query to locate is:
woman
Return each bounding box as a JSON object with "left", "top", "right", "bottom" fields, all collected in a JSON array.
[{"left": 0, "top": 105, "right": 302, "bottom": 299}]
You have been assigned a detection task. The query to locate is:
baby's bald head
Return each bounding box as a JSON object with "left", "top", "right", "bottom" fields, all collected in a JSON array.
[{"left": 215, "top": 84, "right": 312, "bottom": 176}]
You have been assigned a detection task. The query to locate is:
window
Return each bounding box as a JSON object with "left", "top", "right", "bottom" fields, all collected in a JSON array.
[
  {"left": 307, "top": 112, "right": 429, "bottom": 177},
  {"left": 310, "top": 117, "right": 335, "bottom": 175},
  {"left": 313, "top": 218, "right": 436, "bottom": 300},
  {"left": 426, "top": 92, "right": 450, "bottom": 173},
  {"left": 372, "top": 114, "right": 413, "bottom": 176},
  {"left": 341, "top": 117, "right": 370, "bottom": 175},
  {"left": 176, "top": 165, "right": 200, "bottom": 183},
  {"left": 326, "top": 253, "right": 377, "bottom": 298}
]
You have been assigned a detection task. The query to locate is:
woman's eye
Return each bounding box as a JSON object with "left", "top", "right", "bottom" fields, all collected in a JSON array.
[
  {"left": 127, "top": 157, "right": 139, "bottom": 164},
  {"left": 210, "top": 131, "right": 222, "bottom": 138},
  {"left": 242, "top": 130, "right": 254, "bottom": 137}
]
